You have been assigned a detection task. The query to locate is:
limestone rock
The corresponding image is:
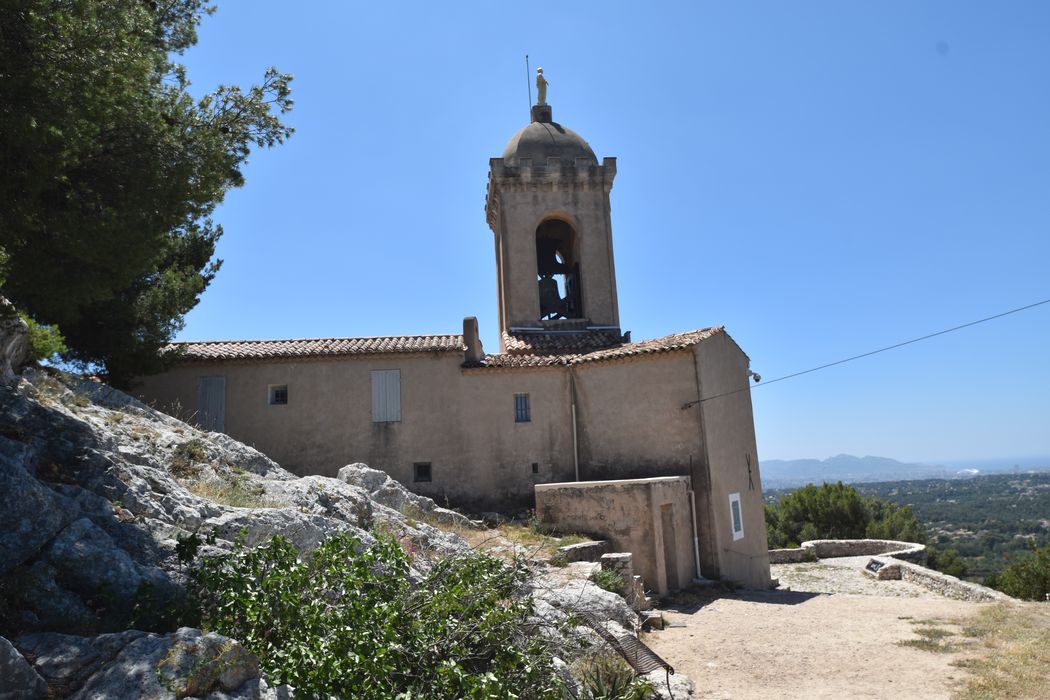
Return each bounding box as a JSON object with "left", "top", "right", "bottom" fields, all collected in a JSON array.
[
  {"left": 0, "top": 371, "right": 473, "bottom": 636},
  {"left": 0, "top": 298, "right": 29, "bottom": 384},
  {"left": 43, "top": 517, "right": 143, "bottom": 602},
  {"left": 15, "top": 630, "right": 147, "bottom": 696},
  {"left": 645, "top": 667, "right": 695, "bottom": 699},
  {"left": 0, "top": 635, "right": 47, "bottom": 700},
  {"left": 529, "top": 573, "right": 638, "bottom": 632},
  {"left": 337, "top": 463, "right": 479, "bottom": 529},
  {"left": 0, "top": 442, "right": 76, "bottom": 575},
  {"left": 17, "top": 628, "right": 269, "bottom": 699}
]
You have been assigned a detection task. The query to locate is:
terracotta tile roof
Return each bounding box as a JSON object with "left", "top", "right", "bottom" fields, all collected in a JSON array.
[
  {"left": 171, "top": 334, "right": 465, "bottom": 361},
  {"left": 471, "top": 327, "right": 725, "bottom": 369},
  {"left": 502, "top": 329, "right": 625, "bottom": 355}
]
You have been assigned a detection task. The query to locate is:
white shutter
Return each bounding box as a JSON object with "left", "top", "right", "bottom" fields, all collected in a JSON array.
[
  {"left": 197, "top": 376, "right": 226, "bottom": 433},
  {"left": 371, "top": 370, "right": 401, "bottom": 422}
]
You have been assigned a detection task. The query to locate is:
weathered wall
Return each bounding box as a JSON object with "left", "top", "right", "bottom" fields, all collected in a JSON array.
[
  {"left": 572, "top": 353, "right": 699, "bottom": 481},
  {"left": 135, "top": 354, "right": 575, "bottom": 511},
  {"left": 691, "top": 335, "right": 772, "bottom": 589},
  {"left": 534, "top": 477, "right": 696, "bottom": 595}
]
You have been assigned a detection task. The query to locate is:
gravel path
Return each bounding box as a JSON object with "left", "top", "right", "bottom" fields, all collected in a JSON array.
[{"left": 644, "top": 559, "right": 992, "bottom": 699}]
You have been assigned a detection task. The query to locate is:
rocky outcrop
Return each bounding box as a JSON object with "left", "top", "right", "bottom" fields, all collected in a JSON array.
[
  {"left": 0, "top": 369, "right": 462, "bottom": 638},
  {"left": 0, "top": 298, "right": 28, "bottom": 384},
  {"left": 0, "top": 368, "right": 671, "bottom": 697},
  {"left": 0, "top": 635, "right": 47, "bottom": 700},
  {"left": 337, "top": 463, "right": 480, "bottom": 530},
  {"left": 12, "top": 628, "right": 286, "bottom": 699}
]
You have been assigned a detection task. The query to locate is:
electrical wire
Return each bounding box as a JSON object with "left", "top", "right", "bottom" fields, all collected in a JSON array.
[{"left": 696, "top": 296, "right": 1050, "bottom": 405}]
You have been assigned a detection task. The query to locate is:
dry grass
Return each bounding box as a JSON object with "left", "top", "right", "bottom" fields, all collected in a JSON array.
[
  {"left": 442, "top": 518, "right": 591, "bottom": 561},
  {"left": 897, "top": 625, "right": 958, "bottom": 653},
  {"left": 496, "top": 522, "right": 589, "bottom": 556},
  {"left": 185, "top": 476, "right": 282, "bottom": 509},
  {"left": 951, "top": 603, "right": 1050, "bottom": 700}
]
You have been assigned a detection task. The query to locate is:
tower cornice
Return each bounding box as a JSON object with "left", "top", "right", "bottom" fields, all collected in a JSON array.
[{"left": 485, "top": 157, "right": 616, "bottom": 231}]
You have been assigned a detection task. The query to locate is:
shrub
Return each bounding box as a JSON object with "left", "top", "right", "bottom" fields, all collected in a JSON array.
[
  {"left": 994, "top": 544, "right": 1050, "bottom": 601},
  {"left": 170, "top": 439, "right": 207, "bottom": 477},
  {"left": 574, "top": 654, "right": 654, "bottom": 699},
  {"left": 189, "top": 531, "right": 565, "bottom": 698},
  {"left": 20, "top": 313, "right": 67, "bottom": 362},
  {"left": 590, "top": 568, "right": 626, "bottom": 595}
]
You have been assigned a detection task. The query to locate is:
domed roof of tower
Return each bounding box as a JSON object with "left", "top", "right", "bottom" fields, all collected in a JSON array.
[{"left": 501, "top": 105, "right": 597, "bottom": 166}]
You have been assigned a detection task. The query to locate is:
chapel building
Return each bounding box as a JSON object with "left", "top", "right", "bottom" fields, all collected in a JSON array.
[{"left": 135, "top": 97, "right": 772, "bottom": 588}]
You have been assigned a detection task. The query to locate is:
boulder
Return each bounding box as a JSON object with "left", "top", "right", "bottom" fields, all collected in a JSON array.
[
  {"left": 337, "top": 463, "right": 479, "bottom": 530},
  {"left": 43, "top": 517, "right": 143, "bottom": 602},
  {"left": 0, "top": 298, "right": 29, "bottom": 384},
  {"left": 16, "top": 628, "right": 269, "bottom": 699},
  {"left": 0, "top": 442, "right": 76, "bottom": 575},
  {"left": 0, "top": 635, "right": 47, "bottom": 700}
]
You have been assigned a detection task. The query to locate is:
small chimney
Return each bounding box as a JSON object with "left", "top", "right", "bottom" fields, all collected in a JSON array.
[{"left": 463, "top": 316, "right": 484, "bottom": 364}]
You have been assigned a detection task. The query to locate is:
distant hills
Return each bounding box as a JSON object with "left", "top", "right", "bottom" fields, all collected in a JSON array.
[{"left": 760, "top": 453, "right": 1050, "bottom": 489}]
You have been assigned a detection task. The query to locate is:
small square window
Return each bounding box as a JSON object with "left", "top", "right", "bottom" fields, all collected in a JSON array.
[
  {"left": 269, "top": 385, "right": 288, "bottom": 405},
  {"left": 729, "top": 492, "right": 744, "bottom": 541},
  {"left": 514, "top": 393, "right": 531, "bottom": 422},
  {"left": 414, "top": 462, "right": 432, "bottom": 483}
]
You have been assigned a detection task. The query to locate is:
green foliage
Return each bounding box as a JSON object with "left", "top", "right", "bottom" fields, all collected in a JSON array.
[
  {"left": 574, "top": 655, "right": 653, "bottom": 700},
  {"left": 849, "top": 472, "right": 1050, "bottom": 582},
  {"left": 170, "top": 438, "right": 207, "bottom": 477},
  {"left": 19, "top": 313, "right": 67, "bottom": 362},
  {"left": 189, "top": 531, "right": 565, "bottom": 699},
  {"left": 927, "top": 546, "right": 968, "bottom": 578},
  {"left": 765, "top": 482, "right": 926, "bottom": 549},
  {"left": 994, "top": 544, "right": 1050, "bottom": 601},
  {"left": 0, "top": 0, "right": 292, "bottom": 386},
  {"left": 589, "top": 569, "right": 626, "bottom": 596}
]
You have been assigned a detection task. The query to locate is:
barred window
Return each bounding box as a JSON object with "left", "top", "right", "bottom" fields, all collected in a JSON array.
[
  {"left": 514, "top": 393, "right": 531, "bottom": 422},
  {"left": 414, "top": 462, "right": 432, "bottom": 483},
  {"left": 268, "top": 385, "right": 288, "bottom": 405}
]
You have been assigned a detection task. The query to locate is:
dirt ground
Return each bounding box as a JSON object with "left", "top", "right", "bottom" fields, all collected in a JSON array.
[{"left": 644, "top": 559, "right": 992, "bottom": 700}]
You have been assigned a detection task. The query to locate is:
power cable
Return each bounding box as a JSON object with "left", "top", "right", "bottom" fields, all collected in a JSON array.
[{"left": 693, "top": 296, "right": 1050, "bottom": 405}]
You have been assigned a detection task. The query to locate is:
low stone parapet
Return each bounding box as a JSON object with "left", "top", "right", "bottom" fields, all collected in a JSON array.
[
  {"left": 769, "top": 539, "right": 926, "bottom": 564},
  {"left": 557, "top": 540, "right": 612, "bottom": 563},
  {"left": 768, "top": 547, "right": 817, "bottom": 564},
  {"left": 863, "top": 556, "right": 1013, "bottom": 603}
]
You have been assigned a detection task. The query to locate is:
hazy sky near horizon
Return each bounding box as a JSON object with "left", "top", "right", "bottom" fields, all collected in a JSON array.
[{"left": 174, "top": 1, "right": 1049, "bottom": 464}]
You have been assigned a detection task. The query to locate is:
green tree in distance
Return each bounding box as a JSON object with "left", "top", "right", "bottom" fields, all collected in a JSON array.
[
  {"left": 765, "top": 481, "right": 927, "bottom": 549},
  {"left": 990, "top": 544, "right": 1050, "bottom": 601},
  {"left": 0, "top": 0, "right": 292, "bottom": 386}
]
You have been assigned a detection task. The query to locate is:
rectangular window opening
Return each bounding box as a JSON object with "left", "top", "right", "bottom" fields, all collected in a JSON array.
[
  {"left": 729, "top": 492, "right": 744, "bottom": 541},
  {"left": 268, "top": 384, "right": 288, "bottom": 405},
  {"left": 531, "top": 462, "right": 539, "bottom": 474},
  {"left": 514, "top": 393, "right": 531, "bottom": 423},
  {"left": 414, "top": 462, "right": 432, "bottom": 483},
  {"left": 371, "top": 370, "right": 401, "bottom": 422}
]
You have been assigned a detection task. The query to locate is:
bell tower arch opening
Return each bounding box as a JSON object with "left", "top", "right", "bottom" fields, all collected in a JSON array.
[{"left": 536, "top": 218, "right": 582, "bottom": 320}]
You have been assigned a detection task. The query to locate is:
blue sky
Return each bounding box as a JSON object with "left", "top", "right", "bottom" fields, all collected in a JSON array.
[{"left": 176, "top": 1, "right": 1050, "bottom": 464}]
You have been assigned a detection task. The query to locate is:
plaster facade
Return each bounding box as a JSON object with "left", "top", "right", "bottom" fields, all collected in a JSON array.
[
  {"left": 134, "top": 94, "right": 773, "bottom": 589},
  {"left": 535, "top": 477, "right": 697, "bottom": 595}
]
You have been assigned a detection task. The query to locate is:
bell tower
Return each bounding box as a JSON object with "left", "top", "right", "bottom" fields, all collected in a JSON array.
[{"left": 485, "top": 92, "right": 621, "bottom": 352}]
